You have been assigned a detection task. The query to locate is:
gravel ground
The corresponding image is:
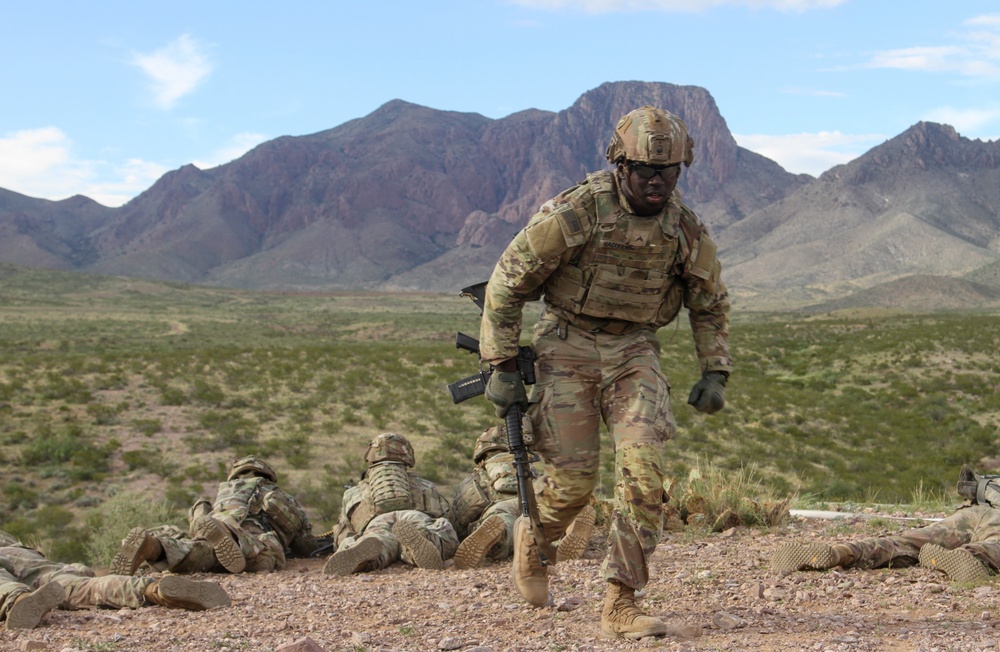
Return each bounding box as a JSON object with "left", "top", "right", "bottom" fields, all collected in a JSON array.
[{"left": 5, "top": 509, "right": 1000, "bottom": 652}]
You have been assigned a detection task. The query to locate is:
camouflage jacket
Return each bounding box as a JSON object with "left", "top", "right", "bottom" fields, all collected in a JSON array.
[
  {"left": 210, "top": 476, "right": 318, "bottom": 557},
  {"left": 480, "top": 170, "right": 732, "bottom": 375}
]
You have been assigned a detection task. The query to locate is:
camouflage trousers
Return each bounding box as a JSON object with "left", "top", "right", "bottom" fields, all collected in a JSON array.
[
  {"left": 527, "top": 317, "right": 672, "bottom": 589},
  {"left": 0, "top": 546, "right": 154, "bottom": 620},
  {"left": 337, "top": 510, "right": 458, "bottom": 570},
  {"left": 149, "top": 521, "right": 285, "bottom": 574},
  {"left": 838, "top": 505, "right": 1000, "bottom": 570},
  {"left": 470, "top": 498, "right": 520, "bottom": 561}
]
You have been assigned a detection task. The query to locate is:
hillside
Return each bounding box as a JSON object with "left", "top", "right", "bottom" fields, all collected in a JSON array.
[{"left": 718, "top": 123, "right": 1000, "bottom": 307}]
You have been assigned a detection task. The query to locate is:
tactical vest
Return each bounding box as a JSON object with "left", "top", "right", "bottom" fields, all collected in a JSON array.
[
  {"left": 344, "top": 469, "right": 449, "bottom": 536},
  {"left": 543, "top": 171, "right": 711, "bottom": 331},
  {"left": 450, "top": 453, "right": 524, "bottom": 536},
  {"left": 209, "top": 476, "right": 309, "bottom": 546}
]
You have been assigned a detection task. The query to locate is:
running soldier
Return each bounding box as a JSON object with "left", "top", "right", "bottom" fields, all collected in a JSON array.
[{"left": 480, "top": 105, "right": 732, "bottom": 638}]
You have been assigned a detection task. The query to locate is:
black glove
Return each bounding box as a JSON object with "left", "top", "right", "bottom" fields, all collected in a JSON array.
[
  {"left": 484, "top": 370, "right": 528, "bottom": 418},
  {"left": 687, "top": 371, "right": 727, "bottom": 414}
]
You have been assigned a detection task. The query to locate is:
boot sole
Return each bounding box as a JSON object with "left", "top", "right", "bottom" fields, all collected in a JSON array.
[
  {"left": 557, "top": 504, "right": 596, "bottom": 563},
  {"left": 6, "top": 581, "right": 65, "bottom": 630},
  {"left": 392, "top": 520, "right": 444, "bottom": 570},
  {"left": 454, "top": 515, "right": 505, "bottom": 570},
  {"left": 771, "top": 543, "right": 837, "bottom": 573},
  {"left": 156, "top": 575, "right": 231, "bottom": 610},
  {"left": 919, "top": 543, "right": 992, "bottom": 583},
  {"left": 111, "top": 527, "right": 156, "bottom": 576},
  {"left": 193, "top": 516, "right": 246, "bottom": 574},
  {"left": 323, "top": 537, "right": 383, "bottom": 576}
]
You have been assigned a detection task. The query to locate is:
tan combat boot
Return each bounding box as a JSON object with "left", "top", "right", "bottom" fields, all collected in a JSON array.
[
  {"left": 6, "top": 582, "right": 65, "bottom": 630},
  {"left": 771, "top": 543, "right": 852, "bottom": 574},
  {"left": 919, "top": 543, "right": 992, "bottom": 583},
  {"left": 392, "top": 520, "right": 445, "bottom": 570},
  {"left": 323, "top": 537, "right": 386, "bottom": 576},
  {"left": 111, "top": 527, "right": 163, "bottom": 576},
  {"left": 143, "top": 576, "right": 231, "bottom": 611},
  {"left": 512, "top": 516, "right": 549, "bottom": 607},
  {"left": 191, "top": 515, "right": 246, "bottom": 573},
  {"left": 600, "top": 580, "right": 667, "bottom": 639},
  {"left": 454, "top": 514, "right": 506, "bottom": 570},
  {"left": 557, "top": 504, "right": 596, "bottom": 563}
]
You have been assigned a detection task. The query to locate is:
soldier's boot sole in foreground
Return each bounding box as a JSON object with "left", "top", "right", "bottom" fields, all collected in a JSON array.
[
  {"left": 454, "top": 515, "right": 505, "bottom": 570},
  {"left": 111, "top": 527, "right": 160, "bottom": 576},
  {"left": 392, "top": 520, "right": 445, "bottom": 570},
  {"left": 192, "top": 515, "right": 246, "bottom": 574},
  {"left": 919, "top": 543, "right": 992, "bottom": 583},
  {"left": 512, "top": 516, "right": 550, "bottom": 607},
  {"left": 557, "top": 504, "right": 596, "bottom": 563},
  {"left": 323, "top": 537, "right": 384, "bottom": 576},
  {"left": 6, "top": 582, "right": 65, "bottom": 630},
  {"left": 146, "top": 576, "right": 231, "bottom": 611},
  {"left": 771, "top": 543, "right": 838, "bottom": 574}
]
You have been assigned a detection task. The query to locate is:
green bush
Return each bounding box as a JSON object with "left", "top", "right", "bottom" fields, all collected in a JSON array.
[{"left": 85, "top": 490, "right": 181, "bottom": 568}]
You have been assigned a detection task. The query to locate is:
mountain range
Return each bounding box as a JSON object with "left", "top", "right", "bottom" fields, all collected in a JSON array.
[{"left": 3, "top": 80, "right": 999, "bottom": 310}]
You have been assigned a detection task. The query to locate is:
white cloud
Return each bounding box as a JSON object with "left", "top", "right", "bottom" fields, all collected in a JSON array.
[
  {"left": 733, "top": 131, "right": 885, "bottom": 177},
  {"left": 865, "top": 14, "right": 1000, "bottom": 80},
  {"left": 920, "top": 106, "right": 1000, "bottom": 138},
  {"left": 506, "top": 0, "right": 843, "bottom": 12},
  {"left": 131, "top": 34, "right": 213, "bottom": 110},
  {"left": 193, "top": 132, "right": 268, "bottom": 169},
  {"left": 0, "top": 127, "right": 165, "bottom": 207}
]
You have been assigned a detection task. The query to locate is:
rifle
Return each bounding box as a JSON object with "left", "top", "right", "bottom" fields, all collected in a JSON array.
[{"left": 448, "top": 282, "right": 556, "bottom": 566}]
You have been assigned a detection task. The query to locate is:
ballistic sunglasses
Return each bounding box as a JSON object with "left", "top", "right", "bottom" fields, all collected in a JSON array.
[{"left": 627, "top": 161, "right": 681, "bottom": 180}]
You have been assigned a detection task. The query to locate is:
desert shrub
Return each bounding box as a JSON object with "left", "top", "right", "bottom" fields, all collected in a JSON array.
[
  {"left": 671, "top": 461, "right": 791, "bottom": 532},
  {"left": 131, "top": 418, "right": 162, "bottom": 436},
  {"left": 85, "top": 489, "right": 181, "bottom": 567}
]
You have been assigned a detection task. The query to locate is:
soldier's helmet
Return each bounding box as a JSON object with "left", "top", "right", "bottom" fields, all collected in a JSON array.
[
  {"left": 473, "top": 426, "right": 507, "bottom": 465},
  {"left": 605, "top": 106, "right": 695, "bottom": 168},
  {"left": 365, "top": 432, "right": 415, "bottom": 468},
  {"left": 228, "top": 455, "right": 277, "bottom": 482}
]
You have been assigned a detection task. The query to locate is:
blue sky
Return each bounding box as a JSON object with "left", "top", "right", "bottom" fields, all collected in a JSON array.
[{"left": 1, "top": 0, "right": 998, "bottom": 207}]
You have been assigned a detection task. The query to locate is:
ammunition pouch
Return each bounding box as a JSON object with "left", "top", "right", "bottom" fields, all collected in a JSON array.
[
  {"left": 262, "top": 489, "right": 310, "bottom": 545},
  {"left": 451, "top": 474, "right": 491, "bottom": 537}
]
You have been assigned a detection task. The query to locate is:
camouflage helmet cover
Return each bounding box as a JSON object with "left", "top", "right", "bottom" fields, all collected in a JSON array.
[
  {"left": 473, "top": 426, "right": 507, "bottom": 464},
  {"left": 605, "top": 105, "right": 695, "bottom": 168},
  {"left": 365, "top": 432, "right": 415, "bottom": 468},
  {"left": 228, "top": 455, "right": 277, "bottom": 482}
]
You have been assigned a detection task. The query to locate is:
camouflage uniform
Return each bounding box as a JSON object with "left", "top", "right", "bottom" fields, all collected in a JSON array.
[
  {"left": 114, "top": 456, "right": 318, "bottom": 575},
  {"left": 324, "top": 433, "right": 458, "bottom": 574},
  {"left": 773, "top": 468, "right": 1000, "bottom": 581},
  {"left": 0, "top": 533, "right": 152, "bottom": 615},
  {"left": 829, "top": 506, "right": 1000, "bottom": 570},
  {"left": 0, "top": 530, "right": 229, "bottom": 624},
  {"left": 480, "top": 109, "right": 733, "bottom": 592},
  {"left": 450, "top": 428, "right": 526, "bottom": 564}
]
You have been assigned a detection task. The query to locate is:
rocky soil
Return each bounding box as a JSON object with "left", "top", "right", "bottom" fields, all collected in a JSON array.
[{"left": 5, "top": 509, "right": 1000, "bottom": 652}]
